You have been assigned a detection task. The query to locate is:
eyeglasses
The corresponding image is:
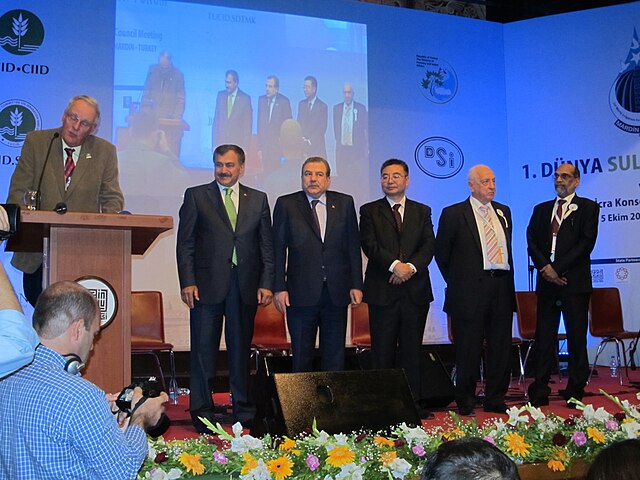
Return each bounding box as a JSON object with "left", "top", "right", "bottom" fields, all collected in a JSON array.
[
  {"left": 381, "top": 173, "right": 407, "bottom": 181},
  {"left": 65, "top": 112, "right": 95, "bottom": 129}
]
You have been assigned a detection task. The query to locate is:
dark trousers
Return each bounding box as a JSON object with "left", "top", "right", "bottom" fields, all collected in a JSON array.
[
  {"left": 368, "top": 298, "right": 429, "bottom": 401},
  {"left": 286, "top": 283, "right": 347, "bottom": 372},
  {"left": 451, "top": 275, "right": 513, "bottom": 409},
  {"left": 189, "top": 268, "right": 257, "bottom": 424},
  {"left": 528, "top": 291, "right": 591, "bottom": 401},
  {"left": 23, "top": 265, "right": 43, "bottom": 307}
]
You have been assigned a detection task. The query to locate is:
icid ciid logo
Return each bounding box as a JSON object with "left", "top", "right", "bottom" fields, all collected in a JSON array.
[
  {"left": 414, "top": 137, "right": 464, "bottom": 179},
  {"left": 0, "top": 10, "right": 44, "bottom": 55},
  {"left": 609, "top": 28, "right": 640, "bottom": 134},
  {"left": 0, "top": 99, "right": 41, "bottom": 148},
  {"left": 416, "top": 55, "right": 458, "bottom": 104}
]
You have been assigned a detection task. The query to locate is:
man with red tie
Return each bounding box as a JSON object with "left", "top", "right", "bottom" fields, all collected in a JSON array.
[
  {"left": 6, "top": 95, "right": 124, "bottom": 306},
  {"left": 526, "top": 163, "right": 599, "bottom": 408}
]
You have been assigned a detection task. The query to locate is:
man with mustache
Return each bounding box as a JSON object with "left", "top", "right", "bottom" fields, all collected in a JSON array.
[
  {"left": 177, "top": 144, "right": 274, "bottom": 432},
  {"left": 526, "top": 163, "right": 599, "bottom": 408},
  {"left": 273, "top": 156, "right": 362, "bottom": 372}
]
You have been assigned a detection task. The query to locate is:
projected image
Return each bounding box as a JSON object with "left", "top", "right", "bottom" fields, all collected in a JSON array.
[{"left": 113, "top": 0, "right": 368, "bottom": 213}]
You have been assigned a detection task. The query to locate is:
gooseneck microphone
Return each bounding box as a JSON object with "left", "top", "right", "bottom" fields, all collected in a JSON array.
[{"left": 35, "top": 132, "right": 60, "bottom": 210}]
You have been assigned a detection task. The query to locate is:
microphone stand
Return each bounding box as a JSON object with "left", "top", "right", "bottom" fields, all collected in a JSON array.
[{"left": 35, "top": 132, "right": 59, "bottom": 210}]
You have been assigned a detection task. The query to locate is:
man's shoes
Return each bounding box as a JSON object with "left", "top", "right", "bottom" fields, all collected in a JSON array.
[
  {"left": 483, "top": 403, "right": 508, "bottom": 414},
  {"left": 458, "top": 405, "right": 475, "bottom": 417},
  {"left": 529, "top": 396, "right": 549, "bottom": 408},
  {"left": 191, "top": 409, "right": 216, "bottom": 434},
  {"left": 417, "top": 406, "right": 435, "bottom": 420}
]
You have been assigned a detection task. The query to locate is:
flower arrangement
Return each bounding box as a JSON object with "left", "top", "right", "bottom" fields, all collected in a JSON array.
[{"left": 137, "top": 390, "right": 640, "bottom": 479}]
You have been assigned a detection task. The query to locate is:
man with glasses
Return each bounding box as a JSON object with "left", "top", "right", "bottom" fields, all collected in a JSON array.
[
  {"left": 360, "top": 159, "right": 435, "bottom": 418},
  {"left": 7, "top": 95, "right": 124, "bottom": 306},
  {"left": 526, "top": 163, "right": 599, "bottom": 408}
]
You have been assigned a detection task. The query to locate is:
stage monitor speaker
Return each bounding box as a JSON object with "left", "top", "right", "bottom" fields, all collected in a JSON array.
[
  {"left": 257, "top": 367, "right": 421, "bottom": 436},
  {"left": 419, "top": 350, "right": 455, "bottom": 408}
]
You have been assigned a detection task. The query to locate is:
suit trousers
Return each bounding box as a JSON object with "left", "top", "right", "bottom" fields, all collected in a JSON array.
[
  {"left": 528, "top": 291, "right": 591, "bottom": 401},
  {"left": 22, "top": 265, "right": 43, "bottom": 307},
  {"left": 189, "top": 268, "right": 257, "bottom": 424},
  {"left": 368, "top": 296, "right": 429, "bottom": 401},
  {"left": 451, "top": 274, "right": 513, "bottom": 409},
  {"left": 286, "top": 283, "right": 347, "bottom": 372}
]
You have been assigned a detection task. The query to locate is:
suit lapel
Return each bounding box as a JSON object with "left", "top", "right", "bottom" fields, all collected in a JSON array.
[
  {"left": 324, "top": 192, "right": 338, "bottom": 241},
  {"left": 377, "top": 198, "right": 397, "bottom": 231},
  {"left": 208, "top": 181, "right": 233, "bottom": 230},
  {"left": 296, "top": 191, "right": 322, "bottom": 241},
  {"left": 236, "top": 184, "right": 251, "bottom": 231},
  {"left": 463, "top": 199, "right": 483, "bottom": 253},
  {"left": 65, "top": 138, "right": 93, "bottom": 198}
]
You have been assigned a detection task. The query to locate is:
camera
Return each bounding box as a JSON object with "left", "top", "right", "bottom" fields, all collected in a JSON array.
[
  {"left": 116, "top": 377, "right": 170, "bottom": 437},
  {"left": 0, "top": 204, "right": 19, "bottom": 241}
]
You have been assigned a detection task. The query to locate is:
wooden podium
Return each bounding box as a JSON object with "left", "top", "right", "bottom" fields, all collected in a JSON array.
[{"left": 6, "top": 210, "right": 172, "bottom": 393}]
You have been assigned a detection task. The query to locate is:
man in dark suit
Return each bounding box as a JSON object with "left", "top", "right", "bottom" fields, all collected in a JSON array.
[
  {"left": 176, "top": 144, "right": 274, "bottom": 431},
  {"left": 273, "top": 157, "right": 362, "bottom": 372},
  {"left": 257, "top": 75, "right": 292, "bottom": 175},
  {"left": 7, "top": 95, "right": 124, "bottom": 306},
  {"left": 212, "top": 70, "right": 252, "bottom": 153},
  {"left": 526, "top": 163, "right": 599, "bottom": 407},
  {"left": 360, "top": 159, "right": 435, "bottom": 416},
  {"left": 435, "top": 165, "right": 515, "bottom": 416},
  {"left": 333, "top": 83, "right": 368, "bottom": 178},
  {"left": 297, "top": 76, "right": 327, "bottom": 159}
]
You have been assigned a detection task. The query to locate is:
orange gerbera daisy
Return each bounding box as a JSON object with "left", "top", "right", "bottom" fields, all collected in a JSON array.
[
  {"left": 374, "top": 436, "right": 395, "bottom": 447},
  {"left": 267, "top": 455, "right": 294, "bottom": 480},
  {"left": 587, "top": 427, "right": 605, "bottom": 444},
  {"left": 380, "top": 451, "right": 397, "bottom": 465},
  {"left": 241, "top": 452, "right": 258, "bottom": 475},
  {"left": 326, "top": 446, "right": 356, "bottom": 467},
  {"left": 504, "top": 432, "right": 531, "bottom": 457},
  {"left": 547, "top": 449, "right": 567, "bottom": 472},
  {"left": 179, "top": 452, "right": 205, "bottom": 475},
  {"left": 279, "top": 437, "right": 296, "bottom": 451}
]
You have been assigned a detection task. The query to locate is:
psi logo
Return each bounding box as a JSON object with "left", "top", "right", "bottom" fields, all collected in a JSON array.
[
  {"left": 0, "top": 99, "right": 41, "bottom": 148},
  {"left": 609, "top": 28, "right": 640, "bottom": 134},
  {"left": 0, "top": 10, "right": 44, "bottom": 56}
]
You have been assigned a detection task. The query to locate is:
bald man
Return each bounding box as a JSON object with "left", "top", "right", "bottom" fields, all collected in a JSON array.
[{"left": 435, "top": 165, "right": 515, "bottom": 416}]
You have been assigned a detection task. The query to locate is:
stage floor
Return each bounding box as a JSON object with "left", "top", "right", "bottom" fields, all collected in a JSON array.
[{"left": 162, "top": 365, "right": 640, "bottom": 441}]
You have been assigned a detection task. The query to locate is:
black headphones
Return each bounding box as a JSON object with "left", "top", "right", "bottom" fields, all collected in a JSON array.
[{"left": 63, "top": 353, "right": 85, "bottom": 375}]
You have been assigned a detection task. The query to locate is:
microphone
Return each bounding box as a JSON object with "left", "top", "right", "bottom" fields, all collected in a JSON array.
[
  {"left": 35, "top": 132, "right": 60, "bottom": 210},
  {"left": 54, "top": 202, "right": 67, "bottom": 214}
]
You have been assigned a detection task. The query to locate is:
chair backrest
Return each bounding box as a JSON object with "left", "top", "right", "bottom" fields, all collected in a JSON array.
[
  {"left": 515, "top": 291, "right": 537, "bottom": 341},
  {"left": 350, "top": 302, "right": 371, "bottom": 346},
  {"left": 252, "top": 302, "right": 288, "bottom": 346},
  {"left": 131, "top": 291, "right": 165, "bottom": 343},
  {"left": 589, "top": 287, "right": 624, "bottom": 337}
]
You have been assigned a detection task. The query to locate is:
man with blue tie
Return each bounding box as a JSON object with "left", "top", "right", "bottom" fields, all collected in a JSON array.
[
  {"left": 273, "top": 157, "right": 362, "bottom": 372},
  {"left": 176, "top": 144, "right": 274, "bottom": 432}
]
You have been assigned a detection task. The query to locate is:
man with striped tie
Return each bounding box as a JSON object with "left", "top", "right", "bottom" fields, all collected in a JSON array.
[{"left": 435, "top": 165, "right": 515, "bottom": 416}]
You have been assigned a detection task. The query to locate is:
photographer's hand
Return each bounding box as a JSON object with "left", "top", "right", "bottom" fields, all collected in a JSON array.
[
  {"left": 0, "top": 206, "right": 9, "bottom": 232},
  {"left": 128, "top": 387, "right": 168, "bottom": 431},
  {"left": 106, "top": 393, "right": 130, "bottom": 429}
]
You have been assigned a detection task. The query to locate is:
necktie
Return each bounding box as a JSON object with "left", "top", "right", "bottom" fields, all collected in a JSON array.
[
  {"left": 392, "top": 203, "right": 402, "bottom": 232},
  {"left": 551, "top": 199, "right": 566, "bottom": 236},
  {"left": 479, "top": 205, "right": 503, "bottom": 264},
  {"left": 64, "top": 148, "right": 75, "bottom": 191},
  {"left": 310, "top": 199, "right": 322, "bottom": 238},
  {"left": 227, "top": 94, "right": 233, "bottom": 118},
  {"left": 268, "top": 97, "right": 274, "bottom": 122},
  {"left": 308, "top": 100, "right": 313, "bottom": 111},
  {"left": 342, "top": 105, "right": 353, "bottom": 146},
  {"left": 224, "top": 188, "right": 237, "bottom": 265}
]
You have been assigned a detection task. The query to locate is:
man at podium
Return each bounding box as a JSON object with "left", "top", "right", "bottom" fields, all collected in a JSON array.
[{"left": 6, "top": 95, "right": 124, "bottom": 306}]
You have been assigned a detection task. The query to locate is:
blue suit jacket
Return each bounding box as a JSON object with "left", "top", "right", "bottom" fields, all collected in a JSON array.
[
  {"left": 273, "top": 190, "right": 363, "bottom": 307},
  {"left": 176, "top": 181, "right": 274, "bottom": 305}
]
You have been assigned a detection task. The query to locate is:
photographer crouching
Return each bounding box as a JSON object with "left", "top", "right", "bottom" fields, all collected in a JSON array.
[{"left": 0, "top": 276, "right": 167, "bottom": 479}]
